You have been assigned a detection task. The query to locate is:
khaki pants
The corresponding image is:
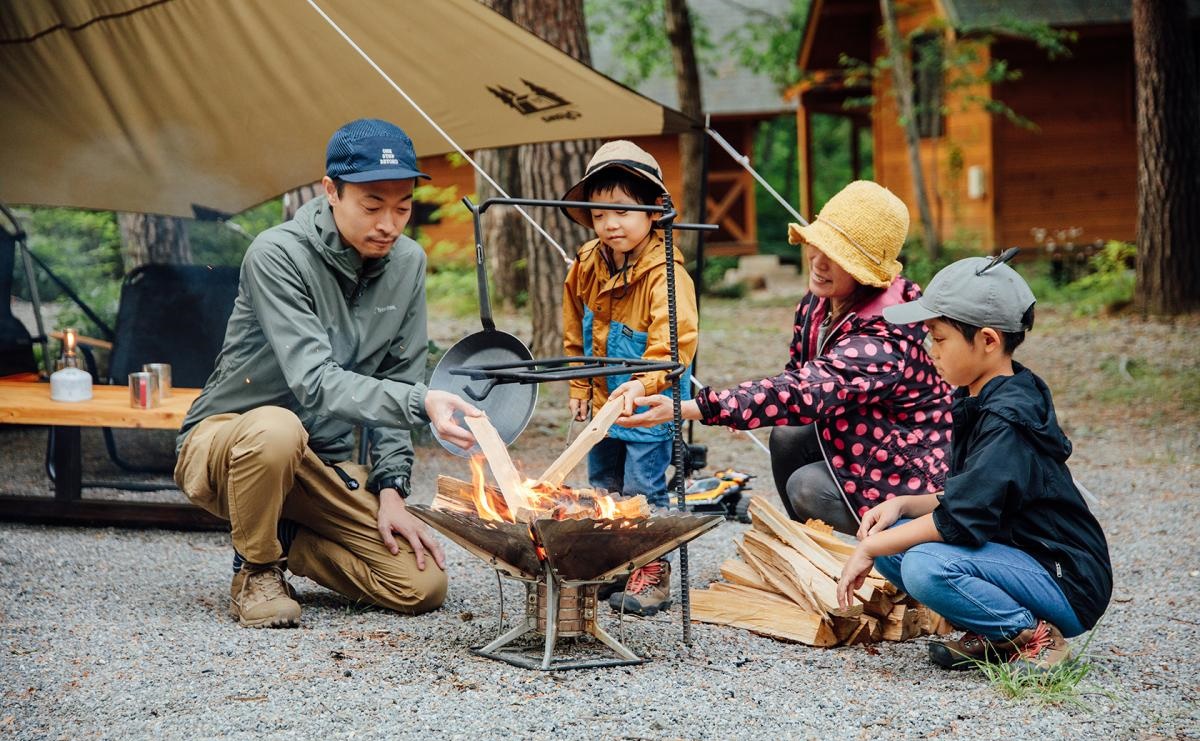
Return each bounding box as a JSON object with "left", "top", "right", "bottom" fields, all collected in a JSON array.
[{"left": 174, "top": 406, "right": 446, "bottom": 614}]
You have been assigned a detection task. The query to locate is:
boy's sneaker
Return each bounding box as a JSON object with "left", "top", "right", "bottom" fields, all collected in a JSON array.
[
  {"left": 1006, "top": 620, "right": 1072, "bottom": 672},
  {"left": 929, "top": 632, "right": 1017, "bottom": 670},
  {"left": 230, "top": 562, "right": 301, "bottom": 628},
  {"left": 609, "top": 559, "right": 671, "bottom": 617}
]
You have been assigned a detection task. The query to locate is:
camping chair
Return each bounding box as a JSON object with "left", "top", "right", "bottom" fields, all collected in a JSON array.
[
  {"left": 0, "top": 217, "right": 40, "bottom": 379},
  {"left": 47, "top": 264, "right": 240, "bottom": 482}
]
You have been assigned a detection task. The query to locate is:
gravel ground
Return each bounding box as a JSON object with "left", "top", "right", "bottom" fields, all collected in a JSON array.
[{"left": 2, "top": 272, "right": 1198, "bottom": 740}]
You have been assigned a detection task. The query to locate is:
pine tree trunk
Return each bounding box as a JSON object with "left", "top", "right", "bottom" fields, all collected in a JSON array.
[
  {"left": 509, "top": 0, "right": 598, "bottom": 358},
  {"left": 1132, "top": 0, "right": 1200, "bottom": 315},
  {"left": 117, "top": 213, "right": 192, "bottom": 272},
  {"left": 879, "top": 0, "right": 940, "bottom": 259},
  {"left": 664, "top": 0, "right": 704, "bottom": 259},
  {"left": 473, "top": 0, "right": 526, "bottom": 311}
]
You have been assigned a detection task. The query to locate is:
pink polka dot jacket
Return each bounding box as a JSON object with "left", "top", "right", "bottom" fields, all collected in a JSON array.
[{"left": 695, "top": 276, "right": 954, "bottom": 518}]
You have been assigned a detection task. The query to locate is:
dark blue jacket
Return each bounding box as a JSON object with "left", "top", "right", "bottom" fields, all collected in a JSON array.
[{"left": 932, "top": 364, "right": 1112, "bottom": 630}]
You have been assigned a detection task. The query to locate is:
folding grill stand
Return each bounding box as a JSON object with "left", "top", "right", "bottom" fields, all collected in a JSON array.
[{"left": 454, "top": 196, "right": 717, "bottom": 657}]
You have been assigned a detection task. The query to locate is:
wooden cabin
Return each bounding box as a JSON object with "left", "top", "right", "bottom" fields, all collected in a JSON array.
[
  {"left": 418, "top": 0, "right": 793, "bottom": 257},
  {"left": 795, "top": 0, "right": 1199, "bottom": 250}
]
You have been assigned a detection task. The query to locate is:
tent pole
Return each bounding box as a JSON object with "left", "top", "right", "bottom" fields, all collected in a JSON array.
[{"left": 705, "top": 126, "right": 807, "bottom": 226}]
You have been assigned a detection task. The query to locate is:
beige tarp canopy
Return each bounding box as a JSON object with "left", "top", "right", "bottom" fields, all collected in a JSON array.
[{"left": 0, "top": 0, "right": 693, "bottom": 217}]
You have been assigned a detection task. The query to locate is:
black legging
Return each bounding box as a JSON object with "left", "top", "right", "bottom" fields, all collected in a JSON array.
[{"left": 768, "top": 424, "right": 859, "bottom": 535}]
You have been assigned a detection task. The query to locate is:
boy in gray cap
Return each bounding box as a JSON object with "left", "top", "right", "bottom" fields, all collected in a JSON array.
[{"left": 834, "top": 252, "right": 1112, "bottom": 672}]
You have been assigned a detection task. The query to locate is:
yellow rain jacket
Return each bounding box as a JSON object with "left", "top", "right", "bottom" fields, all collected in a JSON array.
[{"left": 562, "top": 230, "right": 698, "bottom": 442}]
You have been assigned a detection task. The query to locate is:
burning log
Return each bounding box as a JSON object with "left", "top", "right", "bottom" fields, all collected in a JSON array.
[
  {"left": 433, "top": 475, "right": 651, "bottom": 524},
  {"left": 691, "top": 496, "right": 954, "bottom": 647}
]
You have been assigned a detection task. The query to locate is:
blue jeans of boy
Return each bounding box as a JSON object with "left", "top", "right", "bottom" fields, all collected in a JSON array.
[
  {"left": 588, "top": 437, "right": 672, "bottom": 509},
  {"left": 873, "top": 521, "right": 1085, "bottom": 640}
]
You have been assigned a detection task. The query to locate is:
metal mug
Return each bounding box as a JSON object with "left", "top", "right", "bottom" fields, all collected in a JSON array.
[
  {"left": 129, "top": 371, "right": 158, "bottom": 409},
  {"left": 142, "top": 363, "right": 172, "bottom": 401}
]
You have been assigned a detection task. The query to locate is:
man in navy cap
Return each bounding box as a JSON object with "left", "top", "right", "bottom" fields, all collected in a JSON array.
[{"left": 175, "top": 119, "right": 479, "bottom": 628}]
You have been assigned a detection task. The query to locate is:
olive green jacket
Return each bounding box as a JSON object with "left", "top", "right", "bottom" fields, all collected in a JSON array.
[{"left": 178, "top": 196, "right": 429, "bottom": 495}]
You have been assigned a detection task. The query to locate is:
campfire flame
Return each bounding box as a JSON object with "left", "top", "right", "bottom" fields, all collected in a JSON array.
[{"left": 467, "top": 455, "right": 647, "bottom": 524}]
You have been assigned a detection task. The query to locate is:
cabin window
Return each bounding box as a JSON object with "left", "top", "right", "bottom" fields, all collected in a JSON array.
[{"left": 912, "top": 32, "right": 945, "bottom": 139}]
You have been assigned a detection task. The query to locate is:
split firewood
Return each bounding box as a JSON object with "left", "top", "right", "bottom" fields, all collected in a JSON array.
[
  {"left": 719, "top": 559, "right": 772, "bottom": 591},
  {"left": 881, "top": 603, "right": 922, "bottom": 641},
  {"left": 691, "top": 582, "right": 839, "bottom": 647},
  {"left": 692, "top": 499, "right": 955, "bottom": 647},
  {"left": 748, "top": 497, "right": 878, "bottom": 604},
  {"left": 737, "top": 539, "right": 827, "bottom": 618},
  {"left": 463, "top": 415, "right": 529, "bottom": 515},
  {"left": 539, "top": 394, "right": 626, "bottom": 488},
  {"left": 743, "top": 530, "right": 861, "bottom": 618}
]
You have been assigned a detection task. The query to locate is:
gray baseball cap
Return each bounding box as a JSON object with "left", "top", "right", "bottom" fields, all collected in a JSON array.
[{"left": 883, "top": 252, "right": 1036, "bottom": 332}]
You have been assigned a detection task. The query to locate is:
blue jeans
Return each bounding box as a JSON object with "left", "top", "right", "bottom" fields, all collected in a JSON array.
[
  {"left": 588, "top": 437, "right": 672, "bottom": 509},
  {"left": 874, "top": 521, "right": 1085, "bottom": 640}
]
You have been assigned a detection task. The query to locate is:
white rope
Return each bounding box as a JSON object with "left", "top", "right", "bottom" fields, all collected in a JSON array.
[
  {"left": 704, "top": 126, "right": 808, "bottom": 225},
  {"left": 306, "top": 0, "right": 571, "bottom": 264}
]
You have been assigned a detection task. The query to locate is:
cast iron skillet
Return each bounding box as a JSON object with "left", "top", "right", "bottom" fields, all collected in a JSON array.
[{"left": 428, "top": 232, "right": 537, "bottom": 457}]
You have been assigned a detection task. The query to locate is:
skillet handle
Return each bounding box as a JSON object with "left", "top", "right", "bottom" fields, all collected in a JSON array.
[{"left": 466, "top": 197, "right": 496, "bottom": 332}]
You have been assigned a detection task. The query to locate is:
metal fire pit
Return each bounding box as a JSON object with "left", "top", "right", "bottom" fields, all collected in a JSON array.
[{"left": 410, "top": 505, "right": 722, "bottom": 670}]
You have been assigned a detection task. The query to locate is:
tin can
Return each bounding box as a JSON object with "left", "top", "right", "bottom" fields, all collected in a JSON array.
[
  {"left": 142, "top": 363, "right": 172, "bottom": 401},
  {"left": 128, "top": 371, "right": 158, "bottom": 409}
]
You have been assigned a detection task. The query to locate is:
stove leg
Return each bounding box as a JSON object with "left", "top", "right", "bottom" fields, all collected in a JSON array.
[
  {"left": 478, "top": 620, "right": 534, "bottom": 654},
  {"left": 540, "top": 576, "right": 558, "bottom": 670},
  {"left": 589, "top": 621, "right": 641, "bottom": 662}
]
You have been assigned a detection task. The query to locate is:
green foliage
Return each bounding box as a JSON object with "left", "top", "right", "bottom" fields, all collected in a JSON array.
[
  {"left": 724, "top": 0, "right": 812, "bottom": 91},
  {"left": 424, "top": 265, "right": 482, "bottom": 318},
  {"left": 14, "top": 207, "right": 123, "bottom": 338},
  {"left": 585, "top": 0, "right": 717, "bottom": 86},
  {"left": 1063, "top": 241, "right": 1136, "bottom": 314},
  {"left": 189, "top": 198, "right": 280, "bottom": 268},
  {"left": 701, "top": 255, "right": 738, "bottom": 288},
  {"left": 1023, "top": 241, "right": 1136, "bottom": 316},
  {"left": 897, "top": 238, "right": 975, "bottom": 289}
]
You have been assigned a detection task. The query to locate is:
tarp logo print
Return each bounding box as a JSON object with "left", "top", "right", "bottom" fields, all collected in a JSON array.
[{"left": 487, "top": 79, "right": 580, "bottom": 122}]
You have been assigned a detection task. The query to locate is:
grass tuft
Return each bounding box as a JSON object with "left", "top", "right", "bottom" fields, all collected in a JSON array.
[{"left": 969, "top": 628, "right": 1110, "bottom": 709}]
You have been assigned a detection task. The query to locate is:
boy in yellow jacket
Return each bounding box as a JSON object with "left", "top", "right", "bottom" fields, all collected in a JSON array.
[{"left": 560, "top": 140, "right": 699, "bottom": 616}]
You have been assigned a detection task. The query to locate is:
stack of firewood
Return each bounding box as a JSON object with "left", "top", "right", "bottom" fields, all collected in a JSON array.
[{"left": 691, "top": 497, "right": 954, "bottom": 646}]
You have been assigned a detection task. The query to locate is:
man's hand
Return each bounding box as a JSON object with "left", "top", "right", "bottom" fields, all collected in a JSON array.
[
  {"left": 376, "top": 489, "right": 445, "bottom": 570},
  {"left": 568, "top": 397, "right": 590, "bottom": 422},
  {"left": 837, "top": 544, "right": 875, "bottom": 610},
  {"left": 425, "top": 389, "right": 481, "bottom": 449},
  {"left": 856, "top": 498, "right": 905, "bottom": 541},
  {"left": 609, "top": 380, "right": 647, "bottom": 416}
]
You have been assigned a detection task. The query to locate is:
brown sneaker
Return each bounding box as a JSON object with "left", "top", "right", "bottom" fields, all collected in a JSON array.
[
  {"left": 929, "top": 632, "right": 1017, "bottom": 670},
  {"left": 1006, "top": 620, "right": 1072, "bottom": 672},
  {"left": 609, "top": 559, "right": 671, "bottom": 617},
  {"left": 230, "top": 562, "right": 301, "bottom": 628}
]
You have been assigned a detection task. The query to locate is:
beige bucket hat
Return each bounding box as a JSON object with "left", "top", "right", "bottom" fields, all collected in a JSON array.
[
  {"left": 560, "top": 140, "right": 667, "bottom": 228},
  {"left": 788, "top": 180, "right": 909, "bottom": 288}
]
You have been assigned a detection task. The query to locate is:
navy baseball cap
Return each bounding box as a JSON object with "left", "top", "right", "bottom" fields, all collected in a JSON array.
[{"left": 325, "top": 118, "right": 431, "bottom": 183}]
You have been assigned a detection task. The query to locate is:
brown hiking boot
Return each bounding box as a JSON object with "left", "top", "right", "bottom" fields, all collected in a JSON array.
[
  {"left": 1006, "top": 620, "right": 1072, "bottom": 672},
  {"left": 230, "top": 562, "right": 301, "bottom": 628},
  {"left": 609, "top": 559, "right": 671, "bottom": 617},
  {"left": 929, "top": 631, "right": 1017, "bottom": 670}
]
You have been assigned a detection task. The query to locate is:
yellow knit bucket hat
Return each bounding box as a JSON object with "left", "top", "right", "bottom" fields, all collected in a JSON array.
[{"left": 787, "top": 180, "right": 909, "bottom": 288}]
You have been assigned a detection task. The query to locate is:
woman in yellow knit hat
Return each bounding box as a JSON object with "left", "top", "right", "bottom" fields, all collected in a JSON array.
[{"left": 617, "top": 181, "right": 954, "bottom": 534}]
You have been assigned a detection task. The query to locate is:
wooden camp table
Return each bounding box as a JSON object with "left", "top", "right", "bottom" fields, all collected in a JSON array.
[{"left": 0, "top": 380, "right": 224, "bottom": 529}]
